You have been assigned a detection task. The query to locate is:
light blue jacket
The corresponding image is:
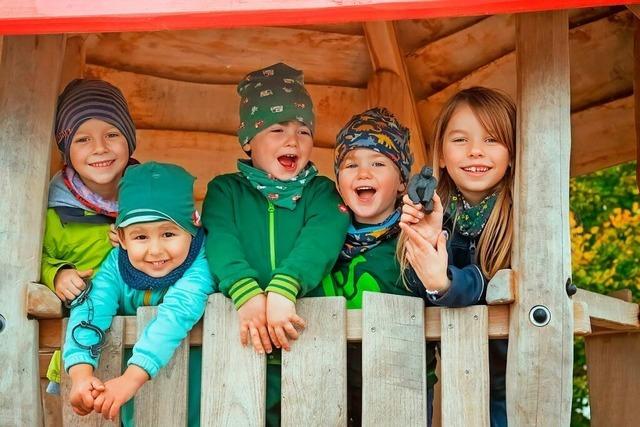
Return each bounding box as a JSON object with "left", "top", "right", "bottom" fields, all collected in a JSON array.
[{"left": 63, "top": 246, "right": 214, "bottom": 378}]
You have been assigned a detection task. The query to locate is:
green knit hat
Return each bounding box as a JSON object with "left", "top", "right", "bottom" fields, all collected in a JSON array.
[
  {"left": 237, "top": 62, "right": 315, "bottom": 146},
  {"left": 116, "top": 162, "right": 198, "bottom": 235}
]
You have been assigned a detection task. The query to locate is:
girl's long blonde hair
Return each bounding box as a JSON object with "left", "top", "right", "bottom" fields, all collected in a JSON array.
[{"left": 398, "top": 87, "right": 516, "bottom": 279}]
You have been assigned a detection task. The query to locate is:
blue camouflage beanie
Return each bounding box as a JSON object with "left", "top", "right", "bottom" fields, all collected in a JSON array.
[{"left": 55, "top": 79, "right": 136, "bottom": 165}]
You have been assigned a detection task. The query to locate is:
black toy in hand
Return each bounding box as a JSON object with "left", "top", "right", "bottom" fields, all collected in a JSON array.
[{"left": 407, "top": 166, "right": 438, "bottom": 214}]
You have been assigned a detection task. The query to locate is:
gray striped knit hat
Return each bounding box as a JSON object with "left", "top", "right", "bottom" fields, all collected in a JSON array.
[{"left": 55, "top": 79, "right": 136, "bottom": 164}]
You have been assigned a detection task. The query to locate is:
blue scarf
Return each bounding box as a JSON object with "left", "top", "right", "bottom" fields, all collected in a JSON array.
[
  {"left": 340, "top": 209, "right": 401, "bottom": 260},
  {"left": 118, "top": 228, "right": 204, "bottom": 290}
]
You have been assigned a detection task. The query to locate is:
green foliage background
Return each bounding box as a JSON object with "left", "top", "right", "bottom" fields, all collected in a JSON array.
[{"left": 569, "top": 161, "right": 639, "bottom": 426}]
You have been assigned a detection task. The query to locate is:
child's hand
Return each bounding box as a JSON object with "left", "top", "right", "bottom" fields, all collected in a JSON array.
[
  {"left": 93, "top": 365, "right": 149, "bottom": 421},
  {"left": 400, "top": 224, "right": 450, "bottom": 295},
  {"left": 400, "top": 193, "right": 444, "bottom": 247},
  {"left": 108, "top": 224, "right": 120, "bottom": 248},
  {"left": 54, "top": 268, "right": 93, "bottom": 303},
  {"left": 237, "top": 293, "right": 272, "bottom": 354},
  {"left": 68, "top": 364, "right": 105, "bottom": 416},
  {"left": 266, "top": 292, "right": 306, "bottom": 352}
]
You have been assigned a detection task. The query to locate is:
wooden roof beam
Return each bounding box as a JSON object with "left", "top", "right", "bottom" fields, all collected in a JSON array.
[{"left": 363, "top": 21, "right": 428, "bottom": 171}]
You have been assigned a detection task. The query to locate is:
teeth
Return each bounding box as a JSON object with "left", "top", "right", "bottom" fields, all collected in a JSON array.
[
  {"left": 90, "top": 160, "right": 114, "bottom": 167},
  {"left": 356, "top": 186, "right": 375, "bottom": 191},
  {"left": 284, "top": 154, "right": 296, "bottom": 158},
  {"left": 464, "top": 166, "right": 489, "bottom": 173}
]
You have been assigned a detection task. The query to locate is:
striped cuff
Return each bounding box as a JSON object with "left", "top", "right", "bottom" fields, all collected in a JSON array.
[
  {"left": 265, "top": 274, "right": 300, "bottom": 303},
  {"left": 229, "top": 278, "right": 263, "bottom": 309}
]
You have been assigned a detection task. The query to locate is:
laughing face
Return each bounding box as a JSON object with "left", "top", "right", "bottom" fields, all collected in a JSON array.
[
  {"left": 337, "top": 148, "right": 404, "bottom": 224},
  {"left": 244, "top": 121, "right": 313, "bottom": 180},
  {"left": 68, "top": 118, "right": 129, "bottom": 199},
  {"left": 440, "top": 104, "right": 510, "bottom": 205},
  {"left": 118, "top": 220, "right": 192, "bottom": 278}
]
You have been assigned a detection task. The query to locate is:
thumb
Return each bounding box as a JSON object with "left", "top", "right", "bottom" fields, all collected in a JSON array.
[
  {"left": 436, "top": 231, "right": 448, "bottom": 255},
  {"left": 90, "top": 378, "right": 105, "bottom": 391},
  {"left": 77, "top": 269, "right": 94, "bottom": 278}
]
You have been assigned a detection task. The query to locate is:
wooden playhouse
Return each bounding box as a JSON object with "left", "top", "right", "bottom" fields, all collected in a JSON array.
[{"left": 0, "top": 0, "right": 639, "bottom": 426}]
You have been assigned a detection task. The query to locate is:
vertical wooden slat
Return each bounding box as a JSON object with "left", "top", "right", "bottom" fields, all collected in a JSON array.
[
  {"left": 361, "top": 292, "right": 426, "bottom": 425},
  {"left": 440, "top": 306, "right": 490, "bottom": 427},
  {"left": 634, "top": 16, "right": 640, "bottom": 191},
  {"left": 60, "top": 316, "right": 125, "bottom": 426},
  {"left": 200, "top": 294, "right": 266, "bottom": 425},
  {"left": 134, "top": 307, "right": 189, "bottom": 426},
  {"left": 508, "top": 11, "right": 573, "bottom": 426},
  {"left": 585, "top": 332, "right": 640, "bottom": 427},
  {"left": 363, "top": 21, "right": 429, "bottom": 171},
  {"left": 281, "top": 297, "right": 347, "bottom": 426},
  {"left": 0, "top": 34, "right": 65, "bottom": 427}
]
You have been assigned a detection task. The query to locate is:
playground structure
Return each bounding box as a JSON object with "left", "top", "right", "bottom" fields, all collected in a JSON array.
[{"left": 1, "top": 1, "right": 639, "bottom": 426}]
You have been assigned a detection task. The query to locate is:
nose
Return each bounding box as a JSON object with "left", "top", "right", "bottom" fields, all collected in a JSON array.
[
  {"left": 357, "top": 165, "right": 373, "bottom": 179},
  {"left": 148, "top": 237, "right": 162, "bottom": 256},
  {"left": 467, "top": 139, "right": 485, "bottom": 158},
  {"left": 284, "top": 131, "right": 300, "bottom": 147},
  {"left": 93, "top": 135, "right": 109, "bottom": 154}
]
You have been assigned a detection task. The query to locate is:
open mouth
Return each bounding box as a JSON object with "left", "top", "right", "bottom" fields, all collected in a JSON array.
[
  {"left": 355, "top": 186, "right": 377, "bottom": 201},
  {"left": 147, "top": 260, "right": 169, "bottom": 268},
  {"left": 462, "top": 166, "right": 490, "bottom": 174},
  {"left": 278, "top": 154, "right": 298, "bottom": 171},
  {"left": 89, "top": 159, "right": 115, "bottom": 168}
]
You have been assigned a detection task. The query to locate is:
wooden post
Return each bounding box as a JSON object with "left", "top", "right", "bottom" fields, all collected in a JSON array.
[
  {"left": 634, "top": 14, "right": 640, "bottom": 191},
  {"left": 363, "top": 21, "right": 429, "bottom": 171},
  {"left": 281, "top": 297, "right": 347, "bottom": 426},
  {"left": 508, "top": 11, "right": 573, "bottom": 426},
  {"left": 134, "top": 307, "right": 189, "bottom": 426},
  {"left": 0, "top": 35, "right": 65, "bottom": 426}
]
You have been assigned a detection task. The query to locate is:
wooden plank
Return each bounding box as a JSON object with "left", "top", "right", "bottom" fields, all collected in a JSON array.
[
  {"left": 0, "top": 34, "right": 65, "bottom": 426},
  {"left": 200, "top": 294, "right": 265, "bottom": 426},
  {"left": 281, "top": 297, "right": 347, "bottom": 426},
  {"left": 61, "top": 317, "right": 124, "bottom": 426},
  {"left": 284, "top": 23, "right": 364, "bottom": 35},
  {"left": 485, "top": 269, "right": 515, "bottom": 305},
  {"left": 361, "top": 292, "right": 426, "bottom": 425},
  {"left": 585, "top": 332, "right": 640, "bottom": 426},
  {"left": 83, "top": 64, "right": 367, "bottom": 149},
  {"left": 364, "top": 21, "right": 429, "bottom": 170},
  {"left": 570, "top": 96, "right": 636, "bottom": 176},
  {"left": 573, "top": 301, "right": 592, "bottom": 336},
  {"left": 440, "top": 306, "right": 490, "bottom": 427},
  {"left": 28, "top": 282, "right": 63, "bottom": 318},
  {"left": 508, "top": 11, "right": 573, "bottom": 426},
  {"left": 85, "top": 28, "right": 371, "bottom": 87},
  {"left": 609, "top": 288, "right": 633, "bottom": 302},
  {"left": 395, "top": 16, "right": 486, "bottom": 55},
  {"left": 574, "top": 289, "right": 640, "bottom": 330},
  {"left": 635, "top": 15, "right": 640, "bottom": 190},
  {"left": 628, "top": 4, "right": 640, "bottom": 20},
  {"left": 408, "top": 14, "right": 516, "bottom": 100},
  {"left": 134, "top": 130, "right": 336, "bottom": 203},
  {"left": 134, "top": 307, "right": 189, "bottom": 426},
  {"left": 41, "top": 377, "right": 63, "bottom": 427}
]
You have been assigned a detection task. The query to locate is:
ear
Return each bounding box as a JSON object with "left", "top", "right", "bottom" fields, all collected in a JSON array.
[
  {"left": 242, "top": 143, "right": 251, "bottom": 154},
  {"left": 335, "top": 176, "right": 344, "bottom": 198},
  {"left": 117, "top": 228, "right": 128, "bottom": 250},
  {"left": 397, "top": 181, "right": 406, "bottom": 194},
  {"left": 439, "top": 154, "right": 446, "bottom": 169}
]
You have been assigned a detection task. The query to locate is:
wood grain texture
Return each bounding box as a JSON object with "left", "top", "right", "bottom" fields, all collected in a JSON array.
[
  {"left": 395, "top": 16, "right": 486, "bottom": 54},
  {"left": 200, "top": 294, "right": 266, "bottom": 426},
  {"left": 41, "top": 377, "right": 63, "bottom": 427},
  {"left": 83, "top": 64, "right": 367, "bottom": 148},
  {"left": 61, "top": 317, "right": 124, "bottom": 426},
  {"left": 585, "top": 332, "right": 640, "bottom": 427},
  {"left": 0, "top": 34, "right": 64, "bottom": 426},
  {"left": 134, "top": 307, "right": 189, "bottom": 426},
  {"left": 84, "top": 27, "right": 371, "bottom": 87},
  {"left": 361, "top": 292, "right": 426, "bottom": 426},
  {"left": 575, "top": 289, "right": 640, "bottom": 329},
  {"left": 485, "top": 269, "right": 515, "bottom": 305},
  {"left": 635, "top": 16, "right": 640, "bottom": 189},
  {"left": 281, "top": 297, "right": 347, "bottom": 426},
  {"left": 440, "top": 306, "right": 490, "bottom": 427},
  {"left": 507, "top": 11, "right": 573, "bottom": 426},
  {"left": 27, "top": 282, "right": 63, "bottom": 318}
]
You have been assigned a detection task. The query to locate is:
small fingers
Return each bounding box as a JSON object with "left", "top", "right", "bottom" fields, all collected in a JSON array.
[
  {"left": 99, "top": 395, "right": 114, "bottom": 420},
  {"left": 275, "top": 326, "right": 290, "bottom": 351},
  {"left": 108, "top": 400, "right": 121, "bottom": 421},
  {"left": 80, "top": 389, "right": 93, "bottom": 412},
  {"left": 289, "top": 314, "right": 306, "bottom": 330},
  {"left": 239, "top": 322, "right": 249, "bottom": 346},
  {"left": 248, "top": 322, "right": 265, "bottom": 354},
  {"left": 283, "top": 322, "right": 300, "bottom": 341},
  {"left": 268, "top": 325, "right": 281, "bottom": 349},
  {"left": 93, "top": 393, "right": 105, "bottom": 413},
  {"left": 258, "top": 326, "right": 273, "bottom": 354}
]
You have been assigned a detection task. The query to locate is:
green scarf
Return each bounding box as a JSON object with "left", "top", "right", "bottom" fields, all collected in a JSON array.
[
  {"left": 237, "top": 159, "right": 318, "bottom": 210},
  {"left": 447, "top": 191, "right": 497, "bottom": 237}
]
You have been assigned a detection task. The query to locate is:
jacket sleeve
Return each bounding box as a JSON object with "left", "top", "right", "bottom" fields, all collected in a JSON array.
[
  {"left": 404, "top": 264, "right": 487, "bottom": 308},
  {"left": 63, "top": 249, "right": 121, "bottom": 372},
  {"left": 41, "top": 209, "right": 74, "bottom": 291},
  {"left": 128, "top": 249, "right": 214, "bottom": 378},
  {"left": 201, "top": 177, "right": 262, "bottom": 307},
  {"left": 269, "top": 178, "right": 350, "bottom": 298}
]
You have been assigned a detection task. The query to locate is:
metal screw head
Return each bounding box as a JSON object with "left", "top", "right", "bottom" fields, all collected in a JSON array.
[
  {"left": 370, "top": 327, "right": 376, "bottom": 333},
  {"left": 448, "top": 323, "right": 453, "bottom": 329},
  {"left": 0, "top": 314, "right": 6, "bottom": 334},
  {"left": 529, "top": 305, "right": 551, "bottom": 327},
  {"left": 411, "top": 314, "right": 416, "bottom": 320},
  {"left": 473, "top": 314, "right": 479, "bottom": 320},
  {"left": 332, "top": 313, "right": 337, "bottom": 319},
  {"left": 465, "top": 369, "right": 470, "bottom": 375}
]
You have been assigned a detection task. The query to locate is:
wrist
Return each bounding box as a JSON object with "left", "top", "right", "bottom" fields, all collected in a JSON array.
[
  {"left": 69, "top": 363, "right": 93, "bottom": 381},
  {"left": 425, "top": 276, "right": 450, "bottom": 296},
  {"left": 123, "top": 365, "right": 150, "bottom": 387},
  {"left": 265, "top": 274, "right": 300, "bottom": 303}
]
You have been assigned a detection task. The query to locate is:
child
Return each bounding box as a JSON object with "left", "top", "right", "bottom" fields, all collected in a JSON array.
[
  {"left": 319, "top": 107, "right": 437, "bottom": 426},
  {"left": 399, "top": 87, "right": 514, "bottom": 427},
  {"left": 201, "top": 62, "right": 350, "bottom": 426},
  {"left": 63, "top": 162, "right": 214, "bottom": 426},
  {"left": 42, "top": 78, "right": 137, "bottom": 393}
]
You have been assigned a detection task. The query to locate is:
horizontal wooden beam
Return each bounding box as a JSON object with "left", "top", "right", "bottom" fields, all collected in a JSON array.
[
  {"left": 486, "top": 269, "right": 515, "bottom": 305},
  {"left": 575, "top": 289, "right": 640, "bottom": 330},
  {"left": 85, "top": 27, "right": 371, "bottom": 87},
  {"left": 37, "top": 300, "right": 595, "bottom": 349},
  {"left": 26, "top": 283, "right": 61, "bottom": 319},
  {"left": 84, "top": 64, "right": 367, "bottom": 149},
  {"left": 0, "top": 1, "right": 627, "bottom": 35}
]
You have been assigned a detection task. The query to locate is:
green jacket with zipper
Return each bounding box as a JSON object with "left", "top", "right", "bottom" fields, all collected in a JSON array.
[{"left": 201, "top": 172, "right": 350, "bottom": 307}]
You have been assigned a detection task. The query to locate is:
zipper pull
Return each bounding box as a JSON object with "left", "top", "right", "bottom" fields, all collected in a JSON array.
[{"left": 267, "top": 201, "right": 275, "bottom": 213}]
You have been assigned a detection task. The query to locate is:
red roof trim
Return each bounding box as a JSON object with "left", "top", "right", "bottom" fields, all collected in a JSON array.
[{"left": 0, "top": 0, "right": 632, "bottom": 35}]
